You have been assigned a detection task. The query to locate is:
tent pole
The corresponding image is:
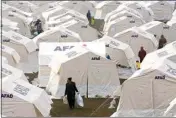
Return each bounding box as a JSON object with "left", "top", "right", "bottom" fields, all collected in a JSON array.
[{"left": 87, "top": 76, "right": 88, "bottom": 98}]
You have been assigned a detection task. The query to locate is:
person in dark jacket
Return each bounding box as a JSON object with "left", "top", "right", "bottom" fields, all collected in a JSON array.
[
  {"left": 138, "top": 46, "right": 147, "bottom": 63},
  {"left": 106, "top": 54, "right": 111, "bottom": 60},
  {"left": 158, "top": 35, "right": 167, "bottom": 49},
  {"left": 64, "top": 77, "right": 78, "bottom": 110},
  {"left": 86, "top": 10, "right": 91, "bottom": 24}
]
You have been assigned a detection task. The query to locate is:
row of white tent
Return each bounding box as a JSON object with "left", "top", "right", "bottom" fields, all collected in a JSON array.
[
  {"left": 111, "top": 41, "right": 176, "bottom": 117},
  {"left": 1, "top": 61, "right": 52, "bottom": 117}
]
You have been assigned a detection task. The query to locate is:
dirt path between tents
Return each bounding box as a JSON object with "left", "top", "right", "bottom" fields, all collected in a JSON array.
[{"left": 50, "top": 98, "right": 119, "bottom": 117}]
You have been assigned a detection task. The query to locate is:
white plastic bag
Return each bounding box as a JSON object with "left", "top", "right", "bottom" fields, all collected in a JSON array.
[
  {"left": 63, "top": 96, "right": 68, "bottom": 104},
  {"left": 75, "top": 93, "right": 84, "bottom": 107}
]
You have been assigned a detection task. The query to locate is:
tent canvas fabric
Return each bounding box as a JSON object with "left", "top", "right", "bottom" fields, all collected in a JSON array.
[
  {"left": 163, "top": 98, "right": 176, "bottom": 117},
  {"left": 60, "top": 1, "right": 96, "bottom": 17},
  {"left": 46, "top": 46, "right": 120, "bottom": 98},
  {"left": 121, "top": 2, "right": 154, "bottom": 22},
  {"left": 38, "top": 42, "right": 105, "bottom": 87},
  {"left": 104, "top": 5, "right": 143, "bottom": 24},
  {"left": 1, "top": 44, "right": 20, "bottom": 67},
  {"left": 114, "top": 59, "right": 176, "bottom": 117},
  {"left": 46, "top": 9, "right": 88, "bottom": 30},
  {"left": 2, "top": 56, "right": 8, "bottom": 64},
  {"left": 93, "top": 36, "right": 136, "bottom": 71},
  {"left": 2, "top": 30, "right": 37, "bottom": 61},
  {"left": 59, "top": 19, "right": 99, "bottom": 42},
  {"left": 141, "top": 41, "right": 176, "bottom": 69},
  {"left": 139, "top": 21, "right": 164, "bottom": 40},
  {"left": 4, "top": 1, "right": 38, "bottom": 13},
  {"left": 2, "top": 7, "right": 33, "bottom": 38},
  {"left": 163, "top": 19, "right": 176, "bottom": 43},
  {"left": 95, "top": 1, "right": 122, "bottom": 19},
  {"left": 113, "top": 27, "right": 158, "bottom": 60},
  {"left": 33, "top": 24, "right": 82, "bottom": 47},
  {"left": 106, "top": 10, "right": 145, "bottom": 25},
  {"left": 2, "top": 63, "right": 28, "bottom": 82},
  {"left": 145, "top": 1, "right": 175, "bottom": 21},
  {"left": 1, "top": 78, "right": 52, "bottom": 117},
  {"left": 103, "top": 16, "right": 144, "bottom": 37}
]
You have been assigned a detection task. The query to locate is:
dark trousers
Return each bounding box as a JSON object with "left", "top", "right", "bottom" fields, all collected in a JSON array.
[{"left": 67, "top": 94, "right": 75, "bottom": 109}]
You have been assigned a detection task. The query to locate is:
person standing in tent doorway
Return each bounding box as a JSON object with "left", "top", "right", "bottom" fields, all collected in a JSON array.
[
  {"left": 35, "top": 19, "right": 43, "bottom": 34},
  {"left": 87, "top": 10, "right": 91, "bottom": 24},
  {"left": 64, "top": 77, "right": 79, "bottom": 110},
  {"left": 138, "top": 46, "right": 146, "bottom": 63},
  {"left": 158, "top": 35, "right": 167, "bottom": 49}
]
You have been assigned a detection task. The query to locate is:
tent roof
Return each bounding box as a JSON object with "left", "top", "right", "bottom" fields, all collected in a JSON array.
[
  {"left": 2, "top": 44, "right": 20, "bottom": 63},
  {"left": 104, "top": 4, "right": 143, "bottom": 22},
  {"left": 114, "top": 27, "right": 158, "bottom": 47},
  {"left": 2, "top": 63, "right": 28, "bottom": 82},
  {"left": 93, "top": 35, "right": 135, "bottom": 60},
  {"left": 39, "top": 42, "right": 106, "bottom": 65},
  {"left": 49, "top": 45, "right": 107, "bottom": 73},
  {"left": 2, "top": 3, "right": 32, "bottom": 17},
  {"left": 2, "top": 18, "right": 18, "bottom": 27},
  {"left": 108, "top": 10, "right": 145, "bottom": 23},
  {"left": 1, "top": 78, "right": 52, "bottom": 117},
  {"left": 3, "top": 30, "right": 37, "bottom": 53},
  {"left": 130, "top": 58, "right": 176, "bottom": 82},
  {"left": 94, "top": 35, "right": 129, "bottom": 50},
  {"left": 139, "top": 21, "right": 163, "bottom": 30},
  {"left": 95, "top": 1, "right": 114, "bottom": 9},
  {"left": 42, "top": 5, "right": 65, "bottom": 20},
  {"left": 33, "top": 23, "right": 82, "bottom": 44},
  {"left": 104, "top": 16, "right": 127, "bottom": 32},
  {"left": 8, "top": 11, "right": 33, "bottom": 25},
  {"left": 49, "top": 9, "right": 88, "bottom": 23}
]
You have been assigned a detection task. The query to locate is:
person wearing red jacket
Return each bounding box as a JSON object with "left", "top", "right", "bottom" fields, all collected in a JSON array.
[{"left": 138, "top": 46, "right": 147, "bottom": 63}]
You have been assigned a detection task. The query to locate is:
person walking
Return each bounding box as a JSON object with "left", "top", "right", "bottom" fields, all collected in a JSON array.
[
  {"left": 158, "top": 35, "right": 167, "bottom": 49},
  {"left": 87, "top": 10, "right": 91, "bottom": 24},
  {"left": 138, "top": 46, "right": 147, "bottom": 63},
  {"left": 64, "top": 77, "right": 79, "bottom": 110}
]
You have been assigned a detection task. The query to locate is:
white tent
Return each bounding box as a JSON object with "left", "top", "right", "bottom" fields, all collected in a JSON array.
[
  {"left": 2, "top": 3, "right": 33, "bottom": 38},
  {"left": 60, "top": 1, "right": 96, "bottom": 16},
  {"left": 39, "top": 42, "right": 105, "bottom": 87},
  {"left": 103, "top": 16, "right": 144, "bottom": 37},
  {"left": 106, "top": 10, "right": 145, "bottom": 25},
  {"left": 2, "top": 56, "right": 8, "bottom": 64},
  {"left": 33, "top": 24, "right": 82, "bottom": 47},
  {"left": 121, "top": 2, "right": 154, "bottom": 22},
  {"left": 145, "top": 1, "right": 175, "bottom": 21},
  {"left": 95, "top": 1, "right": 122, "bottom": 20},
  {"left": 1, "top": 63, "right": 28, "bottom": 82},
  {"left": 139, "top": 21, "right": 164, "bottom": 40},
  {"left": 47, "top": 10, "right": 88, "bottom": 30},
  {"left": 113, "top": 27, "right": 158, "bottom": 60},
  {"left": 141, "top": 41, "right": 176, "bottom": 69},
  {"left": 113, "top": 58, "right": 176, "bottom": 117},
  {"left": 163, "top": 98, "right": 176, "bottom": 117},
  {"left": 46, "top": 46, "right": 120, "bottom": 98},
  {"left": 4, "top": 1, "right": 38, "bottom": 13},
  {"left": 104, "top": 5, "right": 143, "bottom": 24},
  {"left": 163, "top": 19, "right": 176, "bottom": 43},
  {"left": 1, "top": 18, "right": 19, "bottom": 32},
  {"left": 1, "top": 45, "right": 20, "bottom": 67},
  {"left": 93, "top": 36, "right": 136, "bottom": 71},
  {"left": 173, "top": 9, "right": 176, "bottom": 17},
  {"left": 2, "top": 30, "right": 37, "bottom": 61},
  {"left": 1, "top": 77, "right": 52, "bottom": 117}
]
